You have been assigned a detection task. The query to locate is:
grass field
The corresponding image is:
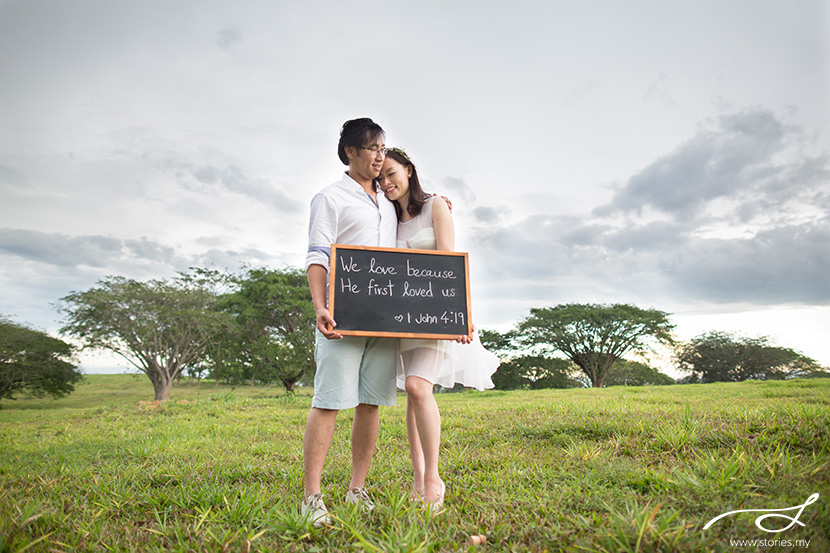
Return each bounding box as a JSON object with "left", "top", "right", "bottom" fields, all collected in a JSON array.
[{"left": 1, "top": 375, "right": 828, "bottom": 552}]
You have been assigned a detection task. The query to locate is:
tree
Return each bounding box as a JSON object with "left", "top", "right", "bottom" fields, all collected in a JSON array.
[
  {"left": 221, "top": 267, "right": 315, "bottom": 392},
  {"left": 480, "top": 329, "right": 578, "bottom": 390},
  {"left": 604, "top": 359, "right": 675, "bottom": 386},
  {"left": 518, "top": 303, "right": 675, "bottom": 388},
  {"left": 0, "top": 316, "right": 82, "bottom": 404},
  {"left": 509, "top": 355, "right": 577, "bottom": 389},
  {"left": 675, "top": 331, "right": 827, "bottom": 383},
  {"left": 57, "top": 271, "right": 232, "bottom": 401}
]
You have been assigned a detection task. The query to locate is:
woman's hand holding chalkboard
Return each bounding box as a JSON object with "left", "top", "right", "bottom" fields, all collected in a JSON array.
[
  {"left": 454, "top": 323, "right": 476, "bottom": 344},
  {"left": 316, "top": 306, "right": 342, "bottom": 340}
]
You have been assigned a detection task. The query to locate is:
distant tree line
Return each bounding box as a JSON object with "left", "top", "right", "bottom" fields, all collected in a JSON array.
[
  {"left": 55, "top": 267, "right": 314, "bottom": 402},
  {"left": 479, "top": 303, "right": 679, "bottom": 390},
  {"left": 3, "top": 266, "right": 827, "bottom": 404},
  {"left": 480, "top": 304, "right": 827, "bottom": 390}
]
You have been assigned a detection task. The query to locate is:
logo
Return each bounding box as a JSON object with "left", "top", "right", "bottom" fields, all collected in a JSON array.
[{"left": 704, "top": 493, "right": 819, "bottom": 533}]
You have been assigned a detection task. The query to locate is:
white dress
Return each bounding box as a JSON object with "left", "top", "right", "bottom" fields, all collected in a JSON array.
[{"left": 395, "top": 197, "right": 499, "bottom": 391}]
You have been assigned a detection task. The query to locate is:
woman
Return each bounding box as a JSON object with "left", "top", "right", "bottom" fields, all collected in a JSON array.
[{"left": 377, "top": 147, "right": 499, "bottom": 508}]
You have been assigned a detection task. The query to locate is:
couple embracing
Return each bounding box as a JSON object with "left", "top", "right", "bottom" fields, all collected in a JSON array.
[{"left": 302, "top": 118, "right": 498, "bottom": 526}]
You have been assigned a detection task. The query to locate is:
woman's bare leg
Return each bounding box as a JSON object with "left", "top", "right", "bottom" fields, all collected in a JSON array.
[
  {"left": 406, "top": 395, "right": 425, "bottom": 497},
  {"left": 405, "top": 375, "right": 444, "bottom": 503}
]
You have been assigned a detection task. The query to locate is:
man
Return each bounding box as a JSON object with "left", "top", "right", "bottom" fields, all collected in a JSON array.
[{"left": 301, "top": 118, "right": 398, "bottom": 526}]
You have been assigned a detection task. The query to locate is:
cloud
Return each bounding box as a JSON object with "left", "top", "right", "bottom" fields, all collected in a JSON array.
[
  {"left": 440, "top": 176, "right": 476, "bottom": 204},
  {"left": 0, "top": 228, "right": 283, "bottom": 277},
  {"left": 472, "top": 205, "right": 509, "bottom": 224},
  {"left": 469, "top": 108, "right": 830, "bottom": 308},
  {"left": 0, "top": 229, "right": 128, "bottom": 268},
  {"left": 474, "top": 214, "right": 830, "bottom": 308},
  {"left": 0, "top": 227, "right": 293, "bottom": 330},
  {"left": 668, "top": 220, "right": 830, "bottom": 304},
  {"left": 0, "top": 164, "right": 27, "bottom": 187},
  {"left": 595, "top": 108, "right": 824, "bottom": 222},
  {"left": 156, "top": 157, "right": 301, "bottom": 213},
  {"left": 215, "top": 28, "right": 241, "bottom": 50}
]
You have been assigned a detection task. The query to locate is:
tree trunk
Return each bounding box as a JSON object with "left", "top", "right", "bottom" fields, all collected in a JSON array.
[
  {"left": 154, "top": 380, "right": 172, "bottom": 401},
  {"left": 148, "top": 369, "right": 173, "bottom": 401}
]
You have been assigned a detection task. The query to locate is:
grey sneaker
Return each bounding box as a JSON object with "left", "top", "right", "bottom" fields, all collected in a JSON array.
[
  {"left": 301, "top": 492, "right": 330, "bottom": 527},
  {"left": 345, "top": 487, "right": 375, "bottom": 512}
]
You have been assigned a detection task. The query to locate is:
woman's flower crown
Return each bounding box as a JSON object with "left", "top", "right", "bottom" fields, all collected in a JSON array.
[{"left": 386, "top": 147, "right": 414, "bottom": 166}]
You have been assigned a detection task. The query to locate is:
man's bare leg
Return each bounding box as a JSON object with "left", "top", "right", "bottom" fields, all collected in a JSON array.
[
  {"left": 303, "top": 407, "right": 338, "bottom": 497},
  {"left": 348, "top": 403, "right": 380, "bottom": 490}
]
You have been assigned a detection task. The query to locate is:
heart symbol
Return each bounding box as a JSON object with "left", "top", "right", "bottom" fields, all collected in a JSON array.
[{"left": 394, "top": 315, "right": 404, "bottom": 322}]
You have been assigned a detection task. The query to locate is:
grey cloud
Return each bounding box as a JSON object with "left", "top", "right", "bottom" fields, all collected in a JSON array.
[
  {"left": 668, "top": 221, "right": 830, "bottom": 304},
  {"left": 603, "top": 220, "right": 690, "bottom": 252},
  {"left": 0, "top": 230, "right": 291, "bottom": 339},
  {"left": 158, "top": 158, "right": 301, "bottom": 213},
  {"left": 474, "top": 215, "right": 580, "bottom": 281},
  {"left": 643, "top": 73, "right": 673, "bottom": 105},
  {"left": 595, "top": 108, "right": 808, "bottom": 220},
  {"left": 467, "top": 105, "right": 830, "bottom": 307},
  {"left": 471, "top": 212, "right": 830, "bottom": 307},
  {"left": 122, "top": 237, "right": 179, "bottom": 266},
  {"left": 0, "top": 229, "right": 124, "bottom": 268},
  {"left": 0, "top": 228, "right": 289, "bottom": 276},
  {"left": 472, "top": 205, "right": 509, "bottom": 224},
  {"left": 0, "top": 228, "right": 292, "bottom": 302},
  {"left": 216, "top": 28, "right": 241, "bottom": 50},
  {"left": 196, "top": 247, "right": 278, "bottom": 271},
  {"left": 0, "top": 164, "right": 27, "bottom": 187},
  {"left": 440, "top": 176, "right": 476, "bottom": 204}
]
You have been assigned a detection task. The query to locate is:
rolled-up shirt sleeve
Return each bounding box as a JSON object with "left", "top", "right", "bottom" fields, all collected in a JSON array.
[{"left": 305, "top": 192, "right": 337, "bottom": 272}]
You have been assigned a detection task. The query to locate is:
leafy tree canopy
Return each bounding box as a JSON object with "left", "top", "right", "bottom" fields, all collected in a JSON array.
[
  {"left": 220, "top": 267, "right": 315, "bottom": 392},
  {"left": 604, "top": 359, "right": 675, "bottom": 387},
  {"left": 518, "top": 303, "right": 674, "bottom": 388},
  {"left": 1, "top": 316, "right": 82, "bottom": 404},
  {"left": 480, "top": 329, "right": 579, "bottom": 390},
  {"left": 57, "top": 270, "right": 232, "bottom": 401},
  {"left": 675, "top": 331, "right": 827, "bottom": 383}
]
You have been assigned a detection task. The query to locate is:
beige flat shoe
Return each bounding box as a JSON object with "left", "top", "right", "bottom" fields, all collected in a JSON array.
[
  {"left": 345, "top": 486, "right": 375, "bottom": 512},
  {"left": 301, "top": 492, "right": 330, "bottom": 527}
]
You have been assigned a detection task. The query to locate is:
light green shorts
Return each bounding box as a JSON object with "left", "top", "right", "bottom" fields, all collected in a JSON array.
[{"left": 312, "top": 330, "right": 397, "bottom": 409}]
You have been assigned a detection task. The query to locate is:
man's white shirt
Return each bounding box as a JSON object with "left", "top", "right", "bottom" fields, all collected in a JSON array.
[{"left": 305, "top": 172, "right": 398, "bottom": 277}]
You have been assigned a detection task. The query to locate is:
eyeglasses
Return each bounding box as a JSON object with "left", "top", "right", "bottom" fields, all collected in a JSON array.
[{"left": 359, "top": 146, "right": 388, "bottom": 156}]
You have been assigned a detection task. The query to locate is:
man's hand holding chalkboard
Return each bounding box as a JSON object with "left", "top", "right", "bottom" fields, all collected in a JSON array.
[
  {"left": 317, "top": 306, "right": 342, "bottom": 340},
  {"left": 307, "top": 263, "right": 343, "bottom": 340}
]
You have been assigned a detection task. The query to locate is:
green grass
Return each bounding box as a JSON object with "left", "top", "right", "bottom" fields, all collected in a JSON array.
[
  {"left": 1, "top": 374, "right": 298, "bottom": 413},
  {"left": 1, "top": 376, "right": 828, "bottom": 552}
]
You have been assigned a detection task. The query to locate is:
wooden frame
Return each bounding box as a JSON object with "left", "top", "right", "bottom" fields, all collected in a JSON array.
[{"left": 328, "top": 244, "right": 472, "bottom": 340}]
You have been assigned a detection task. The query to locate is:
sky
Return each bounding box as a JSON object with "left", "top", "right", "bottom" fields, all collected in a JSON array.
[{"left": 1, "top": 0, "right": 828, "bottom": 376}]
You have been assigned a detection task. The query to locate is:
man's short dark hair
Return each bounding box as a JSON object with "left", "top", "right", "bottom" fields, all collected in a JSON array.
[{"left": 338, "top": 118, "right": 385, "bottom": 165}]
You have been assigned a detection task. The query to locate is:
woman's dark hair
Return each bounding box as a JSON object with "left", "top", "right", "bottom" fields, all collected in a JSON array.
[
  {"left": 338, "top": 118, "right": 385, "bottom": 165},
  {"left": 385, "top": 147, "right": 429, "bottom": 220}
]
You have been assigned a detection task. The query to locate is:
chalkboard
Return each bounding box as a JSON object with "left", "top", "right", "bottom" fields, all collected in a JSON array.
[{"left": 328, "top": 244, "right": 472, "bottom": 339}]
